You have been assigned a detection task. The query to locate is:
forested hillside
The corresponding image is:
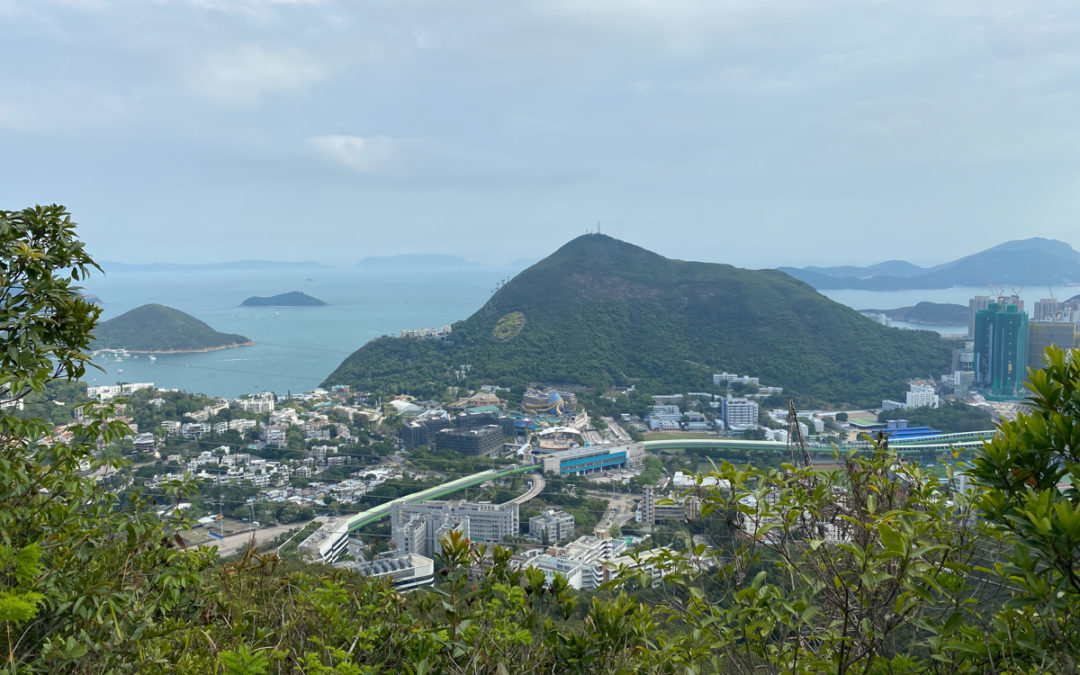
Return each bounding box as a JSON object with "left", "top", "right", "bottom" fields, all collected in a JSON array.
[{"left": 325, "top": 234, "right": 950, "bottom": 407}]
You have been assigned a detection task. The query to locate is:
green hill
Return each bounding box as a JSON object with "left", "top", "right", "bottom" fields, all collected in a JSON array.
[
  {"left": 92, "top": 304, "right": 252, "bottom": 353},
  {"left": 323, "top": 235, "right": 951, "bottom": 406},
  {"left": 241, "top": 291, "right": 327, "bottom": 307}
]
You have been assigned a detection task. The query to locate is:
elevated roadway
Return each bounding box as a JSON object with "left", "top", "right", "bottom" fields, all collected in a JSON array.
[
  {"left": 299, "top": 463, "right": 538, "bottom": 561},
  {"left": 642, "top": 429, "right": 997, "bottom": 457}
]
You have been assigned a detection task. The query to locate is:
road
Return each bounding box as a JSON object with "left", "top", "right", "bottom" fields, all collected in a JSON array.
[
  {"left": 507, "top": 473, "right": 545, "bottom": 505},
  {"left": 602, "top": 416, "right": 632, "bottom": 442},
  {"left": 197, "top": 518, "right": 326, "bottom": 558},
  {"left": 589, "top": 490, "right": 639, "bottom": 535}
]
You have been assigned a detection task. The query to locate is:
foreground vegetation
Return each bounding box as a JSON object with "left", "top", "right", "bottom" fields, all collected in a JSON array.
[{"left": 3, "top": 206, "right": 1079, "bottom": 673}]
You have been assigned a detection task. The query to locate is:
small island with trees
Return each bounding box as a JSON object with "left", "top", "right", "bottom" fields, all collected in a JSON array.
[
  {"left": 92, "top": 303, "right": 253, "bottom": 353},
  {"left": 241, "top": 290, "right": 327, "bottom": 307}
]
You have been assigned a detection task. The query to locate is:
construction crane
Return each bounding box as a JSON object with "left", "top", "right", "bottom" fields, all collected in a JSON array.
[
  {"left": 786, "top": 398, "right": 812, "bottom": 468},
  {"left": 1048, "top": 286, "right": 1059, "bottom": 322}
]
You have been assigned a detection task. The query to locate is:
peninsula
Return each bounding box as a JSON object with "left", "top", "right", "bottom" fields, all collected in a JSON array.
[
  {"left": 241, "top": 291, "right": 327, "bottom": 307},
  {"left": 92, "top": 304, "right": 253, "bottom": 353}
]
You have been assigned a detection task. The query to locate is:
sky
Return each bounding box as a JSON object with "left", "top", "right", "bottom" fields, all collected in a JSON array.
[{"left": 2, "top": 0, "right": 1080, "bottom": 268}]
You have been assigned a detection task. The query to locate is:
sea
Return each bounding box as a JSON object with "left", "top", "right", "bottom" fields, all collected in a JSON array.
[
  {"left": 80, "top": 267, "right": 1080, "bottom": 399},
  {"left": 82, "top": 265, "right": 517, "bottom": 399}
]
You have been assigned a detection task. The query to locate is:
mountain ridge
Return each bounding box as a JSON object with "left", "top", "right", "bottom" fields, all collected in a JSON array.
[
  {"left": 779, "top": 237, "right": 1080, "bottom": 290},
  {"left": 324, "top": 234, "right": 950, "bottom": 406}
]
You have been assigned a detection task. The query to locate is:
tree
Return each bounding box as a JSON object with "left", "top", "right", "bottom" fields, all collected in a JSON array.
[
  {"left": 968, "top": 345, "right": 1080, "bottom": 671},
  {"left": 0, "top": 206, "right": 212, "bottom": 671}
]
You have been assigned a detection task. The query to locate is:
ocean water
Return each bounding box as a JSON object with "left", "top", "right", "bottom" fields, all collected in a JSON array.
[
  {"left": 80, "top": 268, "right": 1080, "bottom": 399},
  {"left": 81, "top": 266, "right": 514, "bottom": 398}
]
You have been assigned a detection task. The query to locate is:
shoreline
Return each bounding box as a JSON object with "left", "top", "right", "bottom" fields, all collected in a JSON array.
[{"left": 94, "top": 341, "right": 255, "bottom": 355}]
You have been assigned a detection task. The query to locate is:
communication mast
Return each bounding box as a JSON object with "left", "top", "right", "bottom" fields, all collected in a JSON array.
[{"left": 786, "top": 398, "right": 812, "bottom": 468}]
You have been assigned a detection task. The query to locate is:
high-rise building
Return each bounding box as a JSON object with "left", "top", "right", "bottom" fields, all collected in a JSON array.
[
  {"left": 529, "top": 510, "right": 575, "bottom": 544},
  {"left": 391, "top": 500, "right": 519, "bottom": 557},
  {"left": 973, "top": 302, "right": 1029, "bottom": 397},
  {"left": 968, "top": 296, "right": 990, "bottom": 338},
  {"left": 1027, "top": 322, "right": 1078, "bottom": 370},
  {"left": 721, "top": 396, "right": 758, "bottom": 429},
  {"left": 1032, "top": 298, "right": 1058, "bottom": 322}
]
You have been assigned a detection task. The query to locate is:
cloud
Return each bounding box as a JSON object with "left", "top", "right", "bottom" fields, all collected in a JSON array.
[
  {"left": 193, "top": 45, "right": 324, "bottom": 104},
  {"left": 308, "top": 135, "right": 398, "bottom": 172}
]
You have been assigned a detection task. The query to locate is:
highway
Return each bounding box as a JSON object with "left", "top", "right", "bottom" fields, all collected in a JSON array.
[
  {"left": 642, "top": 429, "right": 997, "bottom": 456},
  {"left": 300, "top": 463, "right": 539, "bottom": 560},
  {"left": 508, "top": 473, "right": 546, "bottom": 505}
]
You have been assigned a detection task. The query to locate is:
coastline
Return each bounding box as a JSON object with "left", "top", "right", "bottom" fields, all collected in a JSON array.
[
  {"left": 95, "top": 340, "right": 255, "bottom": 355},
  {"left": 240, "top": 304, "right": 327, "bottom": 308}
]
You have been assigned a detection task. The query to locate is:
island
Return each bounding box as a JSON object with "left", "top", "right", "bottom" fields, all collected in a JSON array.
[
  {"left": 92, "top": 304, "right": 253, "bottom": 353},
  {"left": 241, "top": 291, "right": 327, "bottom": 307}
]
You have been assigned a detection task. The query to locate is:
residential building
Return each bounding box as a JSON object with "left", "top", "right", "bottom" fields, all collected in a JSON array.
[
  {"left": 905, "top": 383, "right": 940, "bottom": 409},
  {"left": 529, "top": 510, "right": 575, "bottom": 545},
  {"left": 974, "top": 302, "right": 1029, "bottom": 397},
  {"left": 391, "top": 500, "right": 519, "bottom": 558},
  {"left": 1027, "top": 322, "right": 1077, "bottom": 370},
  {"left": 233, "top": 393, "right": 275, "bottom": 414},
  {"left": 721, "top": 396, "right": 758, "bottom": 429},
  {"left": 434, "top": 425, "right": 503, "bottom": 456}
]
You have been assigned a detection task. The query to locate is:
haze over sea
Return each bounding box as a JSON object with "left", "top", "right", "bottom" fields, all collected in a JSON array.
[{"left": 81, "top": 265, "right": 1080, "bottom": 399}]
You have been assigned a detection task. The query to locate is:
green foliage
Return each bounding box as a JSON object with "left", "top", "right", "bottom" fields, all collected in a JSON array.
[
  {"left": 0, "top": 206, "right": 214, "bottom": 671},
  {"left": 325, "top": 234, "right": 950, "bottom": 406},
  {"left": 93, "top": 303, "right": 250, "bottom": 352},
  {"left": 618, "top": 446, "right": 1003, "bottom": 673},
  {"left": 968, "top": 345, "right": 1080, "bottom": 672},
  {"left": 879, "top": 401, "right": 993, "bottom": 433}
]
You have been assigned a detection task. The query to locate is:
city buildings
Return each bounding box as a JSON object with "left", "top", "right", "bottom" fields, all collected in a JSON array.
[
  {"left": 348, "top": 553, "right": 434, "bottom": 591},
  {"left": 391, "top": 500, "right": 519, "bottom": 558},
  {"left": 514, "top": 535, "right": 627, "bottom": 590},
  {"left": 721, "top": 396, "right": 759, "bottom": 429},
  {"left": 434, "top": 425, "right": 503, "bottom": 456},
  {"left": 539, "top": 443, "right": 645, "bottom": 476},
  {"left": 905, "top": 383, "right": 940, "bottom": 409},
  {"left": 973, "top": 302, "right": 1029, "bottom": 397},
  {"left": 529, "top": 510, "right": 575, "bottom": 544},
  {"left": 1027, "top": 322, "right": 1078, "bottom": 369}
]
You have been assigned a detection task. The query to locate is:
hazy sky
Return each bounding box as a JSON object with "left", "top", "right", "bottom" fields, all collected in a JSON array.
[{"left": 3, "top": 0, "right": 1080, "bottom": 267}]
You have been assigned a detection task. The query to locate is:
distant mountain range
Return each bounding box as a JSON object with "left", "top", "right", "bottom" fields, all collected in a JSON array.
[
  {"left": 101, "top": 260, "right": 328, "bottom": 273},
  {"left": 324, "top": 234, "right": 950, "bottom": 407},
  {"left": 779, "top": 237, "right": 1080, "bottom": 290},
  {"left": 93, "top": 304, "right": 253, "bottom": 353},
  {"left": 241, "top": 291, "right": 327, "bottom": 307}
]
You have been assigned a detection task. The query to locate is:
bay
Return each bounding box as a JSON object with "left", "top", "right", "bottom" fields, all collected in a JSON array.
[{"left": 81, "top": 265, "right": 515, "bottom": 398}]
